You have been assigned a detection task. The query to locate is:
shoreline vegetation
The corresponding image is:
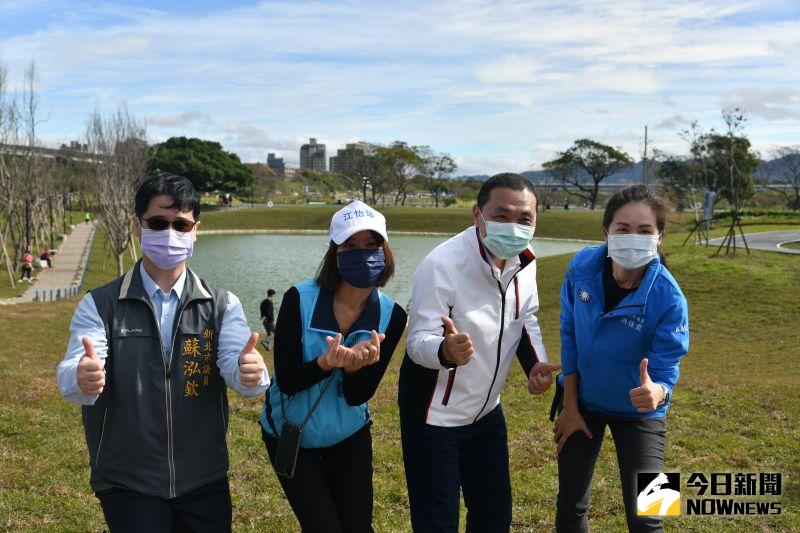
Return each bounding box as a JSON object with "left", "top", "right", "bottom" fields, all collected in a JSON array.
[{"left": 0, "top": 206, "right": 798, "bottom": 531}]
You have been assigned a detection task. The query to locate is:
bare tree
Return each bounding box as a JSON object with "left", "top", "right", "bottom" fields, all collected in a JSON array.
[
  {"left": 0, "top": 61, "right": 69, "bottom": 287},
  {"left": 85, "top": 105, "right": 151, "bottom": 275},
  {"left": 771, "top": 146, "right": 800, "bottom": 210}
]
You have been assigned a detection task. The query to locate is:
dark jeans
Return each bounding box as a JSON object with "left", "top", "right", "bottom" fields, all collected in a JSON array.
[
  {"left": 400, "top": 404, "right": 512, "bottom": 533},
  {"left": 556, "top": 405, "right": 667, "bottom": 533},
  {"left": 96, "top": 476, "right": 231, "bottom": 533},
  {"left": 262, "top": 424, "right": 374, "bottom": 533},
  {"left": 20, "top": 265, "right": 32, "bottom": 279}
]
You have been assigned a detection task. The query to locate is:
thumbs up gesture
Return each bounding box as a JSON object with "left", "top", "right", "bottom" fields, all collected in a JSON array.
[
  {"left": 238, "top": 332, "right": 267, "bottom": 387},
  {"left": 629, "top": 358, "right": 666, "bottom": 413},
  {"left": 77, "top": 337, "right": 105, "bottom": 396},
  {"left": 441, "top": 316, "right": 473, "bottom": 366},
  {"left": 528, "top": 361, "right": 562, "bottom": 395}
]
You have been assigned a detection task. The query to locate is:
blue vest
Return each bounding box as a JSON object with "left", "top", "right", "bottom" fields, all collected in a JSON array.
[{"left": 260, "top": 278, "right": 396, "bottom": 448}]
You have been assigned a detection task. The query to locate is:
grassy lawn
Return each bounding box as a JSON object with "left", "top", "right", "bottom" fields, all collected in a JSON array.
[
  {"left": 780, "top": 241, "right": 800, "bottom": 250},
  {"left": 1, "top": 223, "right": 798, "bottom": 531}
]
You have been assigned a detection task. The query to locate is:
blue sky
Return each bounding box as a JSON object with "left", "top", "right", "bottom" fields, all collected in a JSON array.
[{"left": 2, "top": 0, "right": 799, "bottom": 175}]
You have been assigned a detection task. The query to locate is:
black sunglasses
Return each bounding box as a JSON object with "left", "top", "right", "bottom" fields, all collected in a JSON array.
[{"left": 142, "top": 217, "right": 197, "bottom": 233}]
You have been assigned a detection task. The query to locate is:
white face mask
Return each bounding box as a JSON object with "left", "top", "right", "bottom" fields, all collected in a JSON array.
[
  {"left": 607, "top": 233, "right": 660, "bottom": 270},
  {"left": 479, "top": 212, "right": 535, "bottom": 260}
]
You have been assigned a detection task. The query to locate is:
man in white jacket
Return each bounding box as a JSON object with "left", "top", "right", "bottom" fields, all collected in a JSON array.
[{"left": 398, "top": 173, "right": 561, "bottom": 533}]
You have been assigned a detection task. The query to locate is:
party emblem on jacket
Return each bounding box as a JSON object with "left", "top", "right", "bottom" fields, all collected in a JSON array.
[{"left": 578, "top": 289, "right": 591, "bottom": 302}]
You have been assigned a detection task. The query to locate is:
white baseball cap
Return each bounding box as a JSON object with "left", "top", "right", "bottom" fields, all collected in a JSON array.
[{"left": 329, "top": 200, "right": 388, "bottom": 245}]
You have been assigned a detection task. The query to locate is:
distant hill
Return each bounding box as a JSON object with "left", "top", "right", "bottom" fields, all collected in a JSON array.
[{"left": 454, "top": 157, "right": 795, "bottom": 183}]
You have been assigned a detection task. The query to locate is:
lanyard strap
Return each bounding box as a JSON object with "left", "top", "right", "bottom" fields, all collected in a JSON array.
[{"left": 279, "top": 371, "right": 337, "bottom": 430}]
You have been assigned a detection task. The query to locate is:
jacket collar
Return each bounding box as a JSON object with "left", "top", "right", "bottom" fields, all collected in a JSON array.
[
  {"left": 309, "top": 283, "right": 381, "bottom": 336},
  {"left": 118, "top": 260, "right": 212, "bottom": 304}
]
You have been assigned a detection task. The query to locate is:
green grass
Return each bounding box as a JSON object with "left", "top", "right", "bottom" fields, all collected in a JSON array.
[
  {"left": 780, "top": 241, "right": 800, "bottom": 250},
  {"left": 0, "top": 225, "right": 798, "bottom": 531}
]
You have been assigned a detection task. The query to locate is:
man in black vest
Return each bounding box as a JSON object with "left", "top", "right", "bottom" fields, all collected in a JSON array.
[{"left": 56, "top": 174, "right": 269, "bottom": 532}]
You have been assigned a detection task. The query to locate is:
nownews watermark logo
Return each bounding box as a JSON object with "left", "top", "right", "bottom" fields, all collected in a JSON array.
[
  {"left": 637, "top": 472, "right": 783, "bottom": 517},
  {"left": 637, "top": 473, "right": 681, "bottom": 516}
]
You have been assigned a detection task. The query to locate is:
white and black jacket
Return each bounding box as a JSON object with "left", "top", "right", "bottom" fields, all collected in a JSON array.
[{"left": 398, "top": 227, "right": 548, "bottom": 427}]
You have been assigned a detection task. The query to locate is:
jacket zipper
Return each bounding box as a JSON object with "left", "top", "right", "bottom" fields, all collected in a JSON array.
[
  {"left": 146, "top": 300, "right": 185, "bottom": 499},
  {"left": 473, "top": 279, "right": 506, "bottom": 423},
  {"left": 441, "top": 369, "right": 457, "bottom": 405},
  {"left": 95, "top": 407, "right": 109, "bottom": 467}
]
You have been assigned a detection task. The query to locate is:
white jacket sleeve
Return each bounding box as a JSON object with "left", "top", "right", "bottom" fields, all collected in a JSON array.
[
  {"left": 522, "top": 295, "right": 548, "bottom": 364},
  {"left": 406, "top": 254, "right": 455, "bottom": 370}
]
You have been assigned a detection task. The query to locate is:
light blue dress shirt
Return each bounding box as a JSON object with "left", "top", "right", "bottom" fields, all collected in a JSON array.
[
  {"left": 140, "top": 263, "right": 184, "bottom": 364},
  {"left": 56, "top": 263, "right": 270, "bottom": 405}
]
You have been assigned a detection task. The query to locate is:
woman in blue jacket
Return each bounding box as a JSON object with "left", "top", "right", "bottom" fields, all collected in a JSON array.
[
  {"left": 553, "top": 185, "right": 690, "bottom": 533},
  {"left": 259, "top": 201, "right": 407, "bottom": 533}
]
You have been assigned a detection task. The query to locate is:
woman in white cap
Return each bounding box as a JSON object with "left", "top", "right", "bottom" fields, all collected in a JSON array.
[{"left": 259, "top": 200, "right": 407, "bottom": 533}]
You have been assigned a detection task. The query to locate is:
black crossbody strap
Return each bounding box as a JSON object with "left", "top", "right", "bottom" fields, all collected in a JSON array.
[{"left": 280, "top": 371, "right": 337, "bottom": 431}]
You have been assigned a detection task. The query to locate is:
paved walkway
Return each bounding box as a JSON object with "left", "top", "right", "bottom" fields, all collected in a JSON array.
[
  {"left": 0, "top": 222, "right": 96, "bottom": 304},
  {"left": 708, "top": 229, "right": 800, "bottom": 255}
]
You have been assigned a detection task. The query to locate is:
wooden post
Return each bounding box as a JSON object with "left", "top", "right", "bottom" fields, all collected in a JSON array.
[{"left": 0, "top": 227, "right": 17, "bottom": 289}]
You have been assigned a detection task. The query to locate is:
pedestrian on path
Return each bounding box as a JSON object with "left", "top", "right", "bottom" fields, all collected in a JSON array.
[
  {"left": 20, "top": 249, "right": 34, "bottom": 282},
  {"left": 84, "top": 211, "right": 91, "bottom": 224},
  {"left": 40, "top": 249, "right": 53, "bottom": 268}
]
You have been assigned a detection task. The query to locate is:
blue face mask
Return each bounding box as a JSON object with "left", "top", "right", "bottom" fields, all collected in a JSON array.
[
  {"left": 479, "top": 212, "right": 535, "bottom": 260},
  {"left": 337, "top": 248, "right": 386, "bottom": 288}
]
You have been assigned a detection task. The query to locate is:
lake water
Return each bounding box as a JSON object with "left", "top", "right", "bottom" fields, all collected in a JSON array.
[{"left": 188, "top": 233, "right": 590, "bottom": 330}]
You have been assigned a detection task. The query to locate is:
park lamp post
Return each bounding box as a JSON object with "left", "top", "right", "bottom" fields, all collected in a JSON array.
[{"left": 362, "top": 176, "right": 369, "bottom": 203}]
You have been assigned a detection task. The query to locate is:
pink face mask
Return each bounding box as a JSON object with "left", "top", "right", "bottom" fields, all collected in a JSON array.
[{"left": 140, "top": 228, "right": 194, "bottom": 270}]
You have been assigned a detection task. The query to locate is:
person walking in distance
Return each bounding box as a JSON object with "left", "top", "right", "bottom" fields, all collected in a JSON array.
[{"left": 260, "top": 289, "right": 276, "bottom": 351}]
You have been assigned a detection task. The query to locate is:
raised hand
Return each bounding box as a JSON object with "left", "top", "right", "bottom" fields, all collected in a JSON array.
[
  {"left": 77, "top": 337, "right": 105, "bottom": 396},
  {"left": 629, "top": 358, "right": 665, "bottom": 413},
  {"left": 352, "top": 330, "right": 385, "bottom": 365},
  {"left": 528, "top": 361, "right": 562, "bottom": 395},
  {"left": 319, "top": 333, "right": 361, "bottom": 371},
  {"left": 238, "top": 332, "right": 267, "bottom": 387},
  {"left": 441, "top": 316, "right": 473, "bottom": 366}
]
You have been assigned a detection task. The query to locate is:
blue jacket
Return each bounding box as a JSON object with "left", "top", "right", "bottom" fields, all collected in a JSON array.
[
  {"left": 558, "top": 244, "right": 689, "bottom": 418},
  {"left": 260, "top": 278, "right": 397, "bottom": 448}
]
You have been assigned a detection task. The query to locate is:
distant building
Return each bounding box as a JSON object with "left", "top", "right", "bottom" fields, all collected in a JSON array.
[
  {"left": 300, "top": 138, "right": 326, "bottom": 172},
  {"left": 60, "top": 141, "right": 88, "bottom": 152},
  {"left": 284, "top": 165, "right": 299, "bottom": 179},
  {"left": 329, "top": 155, "right": 340, "bottom": 173},
  {"left": 329, "top": 143, "right": 371, "bottom": 176},
  {"left": 267, "top": 153, "right": 285, "bottom": 177}
]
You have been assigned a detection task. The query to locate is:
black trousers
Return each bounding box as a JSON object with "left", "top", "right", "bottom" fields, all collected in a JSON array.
[
  {"left": 262, "top": 424, "right": 374, "bottom": 533},
  {"left": 400, "top": 404, "right": 512, "bottom": 533},
  {"left": 556, "top": 405, "right": 667, "bottom": 533},
  {"left": 96, "top": 477, "right": 231, "bottom": 533}
]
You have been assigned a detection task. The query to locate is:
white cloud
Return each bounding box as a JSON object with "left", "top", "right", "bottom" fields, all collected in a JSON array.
[
  {"left": 148, "top": 110, "right": 213, "bottom": 128},
  {"left": 721, "top": 86, "right": 800, "bottom": 121},
  {"left": 1, "top": 0, "right": 799, "bottom": 173}
]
